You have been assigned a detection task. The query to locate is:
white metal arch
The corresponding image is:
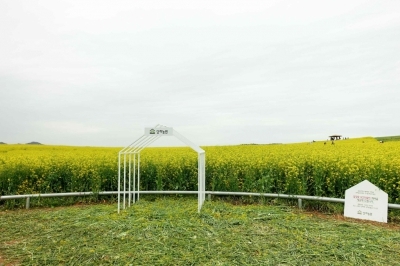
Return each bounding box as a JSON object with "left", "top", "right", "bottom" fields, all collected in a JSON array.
[{"left": 118, "top": 125, "right": 206, "bottom": 213}]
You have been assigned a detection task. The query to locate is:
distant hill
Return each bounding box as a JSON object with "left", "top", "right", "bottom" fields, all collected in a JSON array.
[
  {"left": 375, "top": 135, "right": 400, "bottom": 142},
  {"left": 0, "top": 142, "right": 6, "bottom": 144},
  {"left": 26, "top": 141, "right": 43, "bottom": 145}
]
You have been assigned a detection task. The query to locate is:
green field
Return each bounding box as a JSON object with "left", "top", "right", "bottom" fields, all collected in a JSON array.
[
  {"left": 375, "top": 135, "right": 400, "bottom": 142},
  {"left": 1, "top": 197, "right": 399, "bottom": 265}
]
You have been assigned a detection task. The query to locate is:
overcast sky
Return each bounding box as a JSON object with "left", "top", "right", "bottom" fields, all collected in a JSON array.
[{"left": 1, "top": 0, "right": 399, "bottom": 147}]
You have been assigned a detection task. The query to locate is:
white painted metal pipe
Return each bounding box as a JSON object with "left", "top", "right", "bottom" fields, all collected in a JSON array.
[{"left": 2, "top": 191, "right": 400, "bottom": 210}]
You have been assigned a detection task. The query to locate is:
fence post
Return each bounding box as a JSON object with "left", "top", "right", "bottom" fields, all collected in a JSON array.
[
  {"left": 26, "top": 197, "right": 30, "bottom": 209},
  {"left": 298, "top": 198, "right": 302, "bottom": 209}
]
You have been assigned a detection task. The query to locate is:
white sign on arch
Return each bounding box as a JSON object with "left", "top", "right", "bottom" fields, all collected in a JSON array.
[
  {"left": 118, "top": 125, "right": 206, "bottom": 213},
  {"left": 145, "top": 127, "right": 173, "bottom": 136}
]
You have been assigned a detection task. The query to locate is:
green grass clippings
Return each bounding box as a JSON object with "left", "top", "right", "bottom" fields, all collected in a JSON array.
[{"left": 1, "top": 197, "right": 399, "bottom": 265}]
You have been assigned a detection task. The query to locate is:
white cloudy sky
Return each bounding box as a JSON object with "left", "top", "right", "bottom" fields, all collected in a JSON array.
[{"left": 1, "top": 0, "right": 399, "bottom": 147}]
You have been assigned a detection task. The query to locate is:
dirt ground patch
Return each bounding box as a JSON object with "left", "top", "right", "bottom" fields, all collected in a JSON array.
[
  {"left": 300, "top": 210, "right": 400, "bottom": 230},
  {"left": 0, "top": 240, "right": 22, "bottom": 266},
  {"left": 0, "top": 252, "right": 21, "bottom": 266}
]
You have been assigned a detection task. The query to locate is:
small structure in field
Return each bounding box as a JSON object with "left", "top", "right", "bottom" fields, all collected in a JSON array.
[
  {"left": 118, "top": 124, "right": 206, "bottom": 214},
  {"left": 329, "top": 135, "right": 342, "bottom": 141}
]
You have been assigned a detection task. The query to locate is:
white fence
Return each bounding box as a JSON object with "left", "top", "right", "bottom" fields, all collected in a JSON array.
[{"left": 1, "top": 190, "right": 400, "bottom": 210}]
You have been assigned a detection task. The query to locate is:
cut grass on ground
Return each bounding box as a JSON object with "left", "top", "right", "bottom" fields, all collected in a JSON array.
[{"left": 1, "top": 197, "right": 400, "bottom": 265}]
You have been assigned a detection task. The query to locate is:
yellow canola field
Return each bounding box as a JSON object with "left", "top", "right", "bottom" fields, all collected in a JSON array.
[{"left": 0, "top": 137, "right": 399, "bottom": 203}]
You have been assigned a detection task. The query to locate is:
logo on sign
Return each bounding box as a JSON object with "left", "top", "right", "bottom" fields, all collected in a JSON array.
[{"left": 145, "top": 127, "right": 173, "bottom": 136}]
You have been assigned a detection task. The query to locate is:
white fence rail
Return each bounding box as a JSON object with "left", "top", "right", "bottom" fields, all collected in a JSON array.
[{"left": 1, "top": 191, "right": 400, "bottom": 210}]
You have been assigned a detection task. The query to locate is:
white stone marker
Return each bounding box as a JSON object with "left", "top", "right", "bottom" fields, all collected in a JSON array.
[{"left": 344, "top": 180, "right": 388, "bottom": 223}]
